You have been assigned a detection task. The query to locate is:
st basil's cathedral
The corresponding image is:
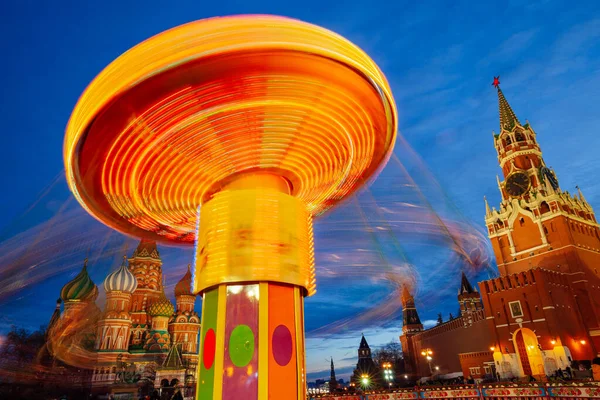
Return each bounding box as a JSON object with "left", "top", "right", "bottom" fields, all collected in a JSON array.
[{"left": 44, "top": 239, "right": 200, "bottom": 398}]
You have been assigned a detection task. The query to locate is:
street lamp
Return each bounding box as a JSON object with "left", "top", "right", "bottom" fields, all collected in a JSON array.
[
  {"left": 382, "top": 362, "right": 394, "bottom": 388},
  {"left": 421, "top": 349, "right": 434, "bottom": 375},
  {"left": 360, "top": 374, "right": 370, "bottom": 388}
]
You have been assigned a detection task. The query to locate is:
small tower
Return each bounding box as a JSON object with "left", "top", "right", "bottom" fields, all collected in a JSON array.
[
  {"left": 60, "top": 258, "right": 98, "bottom": 320},
  {"left": 169, "top": 265, "right": 201, "bottom": 370},
  {"left": 329, "top": 357, "right": 338, "bottom": 393},
  {"left": 399, "top": 286, "right": 423, "bottom": 377},
  {"left": 96, "top": 256, "right": 138, "bottom": 351},
  {"left": 145, "top": 285, "right": 174, "bottom": 352},
  {"left": 154, "top": 343, "right": 186, "bottom": 393},
  {"left": 359, "top": 335, "right": 372, "bottom": 360},
  {"left": 457, "top": 271, "right": 482, "bottom": 327},
  {"left": 401, "top": 286, "right": 423, "bottom": 333}
]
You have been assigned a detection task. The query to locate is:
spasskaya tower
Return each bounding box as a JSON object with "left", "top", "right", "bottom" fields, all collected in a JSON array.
[{"left": 479, "top": 77, "right": 600, "bottom": 378}]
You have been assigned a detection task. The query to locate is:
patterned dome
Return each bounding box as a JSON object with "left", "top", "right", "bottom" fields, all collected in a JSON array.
[
  {"left": 174, "top": 265, "right": 193, "bottom": 297},
  {"left": 148, "top": 289, "right": 174, "bottom": 317},
  {"left": 104, "top": 257, "right": 138, "bottom": 293},
  {"left": 61, "top": 260, "right": 98, "bottom": 302}
]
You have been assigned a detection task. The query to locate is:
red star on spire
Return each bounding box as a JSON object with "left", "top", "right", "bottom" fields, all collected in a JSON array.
[{"left": 492, "top": 76, "right": 500, "bottom": 88}]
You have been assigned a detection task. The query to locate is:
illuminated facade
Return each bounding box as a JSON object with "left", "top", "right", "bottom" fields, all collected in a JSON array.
[
  {"left": 400, "top": 80, "right": 600, "bottom": 381},
  {"left": 481, "top": 80, "right": 600, "bottom": 378},
  {"left": 48, "top": 240, "right": 200, "bottom": 396}
]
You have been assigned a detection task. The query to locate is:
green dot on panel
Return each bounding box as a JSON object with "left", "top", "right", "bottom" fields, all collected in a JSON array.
[{"left": 228, "top": 324, "right": 255, "bottom": 367}]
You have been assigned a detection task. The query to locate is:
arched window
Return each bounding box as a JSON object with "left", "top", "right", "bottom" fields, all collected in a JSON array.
[
  {"left": 515, "top": 132, "right": 524, "bottom": 142},
  {"left": 540, "top": 202, "right": 550, "bottom": 214}
]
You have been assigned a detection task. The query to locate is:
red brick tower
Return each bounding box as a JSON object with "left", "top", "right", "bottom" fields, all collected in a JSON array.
[
  {"left": 399, "top": 286, "right": 423, "bottom": 378},
  {"left": 458, "top": 271, "right": 483, "bottom": 327},
  {"left": 480, "top": 78, "right": 600, "bottom": 379}
]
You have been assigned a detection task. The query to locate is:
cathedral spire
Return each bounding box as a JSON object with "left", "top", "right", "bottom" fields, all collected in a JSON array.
[
  {"left": 484, "top": 196, "right": 491, "bottom": 216},
  {"left": 329, "top": 357, "right": 338, "bottom": 392},
  {"left": 493, "top": 77, "right": 520, "bottom": 131}
]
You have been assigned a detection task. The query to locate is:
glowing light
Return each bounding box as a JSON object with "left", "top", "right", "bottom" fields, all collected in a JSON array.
[
  {"left": 550, "top": 339, "right": 556, "bottom": 345},
  {"left": 490, "top": 346, "right": 495, "bottom": 351},
  {"left": 580, "top": 339, "right": 586, "bottom": 345},
  {"left": 228, "top": 285, "right": 243, "bottom": 294},
  {"left": 63, "top": 15, "right": 398, "bottom": 244}
]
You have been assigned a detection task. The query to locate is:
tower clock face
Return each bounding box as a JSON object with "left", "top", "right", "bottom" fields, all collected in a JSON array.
[{"left": 505, "top": 172, "right": 530, "bottom": 197}]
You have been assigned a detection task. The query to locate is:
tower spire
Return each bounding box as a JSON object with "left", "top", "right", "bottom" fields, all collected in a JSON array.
[
  {"left": 329, "top": 357, "right": 338, "bottom": 392},
  {"left": 496, "top": 175, "right": 505, "bottom": 200},
  {"left": 401, "top": 286, "right": 423, "bottom": 333},
  {"left": 493, "top": 77, "right": 520, "bottom": 131},
  {"left": 484, "top": 196, "right": 491, "bottom": 216},
  {"left": 576, "top": 185, "right": 588, "bottom": 203}
]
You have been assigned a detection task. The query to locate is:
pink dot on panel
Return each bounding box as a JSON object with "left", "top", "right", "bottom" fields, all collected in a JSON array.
[{"left": 272, "top": 324, "right": 293, "bottom": 366}]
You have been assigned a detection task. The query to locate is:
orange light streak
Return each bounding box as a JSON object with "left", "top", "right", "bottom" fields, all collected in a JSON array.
[{"left": 64, "top": 15, "right": 397, "bottom": 243}]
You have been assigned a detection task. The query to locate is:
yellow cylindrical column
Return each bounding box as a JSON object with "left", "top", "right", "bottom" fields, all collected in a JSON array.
[{"left": 194, "top": 173, "right": 313, "bottom": 399}]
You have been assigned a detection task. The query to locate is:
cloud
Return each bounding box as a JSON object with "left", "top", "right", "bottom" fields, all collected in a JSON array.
[{"left": 422, "top": 319, "right": 438, "bottom": 329}]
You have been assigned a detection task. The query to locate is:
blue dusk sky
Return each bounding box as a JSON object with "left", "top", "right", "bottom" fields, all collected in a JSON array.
[{"left": 2, "top": 0, "right": 600, "bottom": 381}]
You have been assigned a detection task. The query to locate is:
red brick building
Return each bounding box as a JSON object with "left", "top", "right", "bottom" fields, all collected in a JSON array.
[
  {"left": 400, "top": 80, "right": 600, "bottom": 381},
  {"left": 400, "top": 274, "right": 494, "bottom": 381}
]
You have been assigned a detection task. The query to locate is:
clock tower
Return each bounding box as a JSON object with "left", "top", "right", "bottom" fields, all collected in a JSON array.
[
  {"left": 486, "top": 77, "right": 600, "bottom": 279},
  {"left": 480, "top": 78, "right": 600, "bottom": 377}
]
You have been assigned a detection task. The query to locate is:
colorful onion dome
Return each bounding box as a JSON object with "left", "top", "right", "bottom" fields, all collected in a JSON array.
[
  {"left": 148, "top": 289, "right": 174, "bottom": 317},
  {"left": 104, "top": 256, "right": 138, "bottom": 293},
  {"left": 60, "top": 259, "right": 98, "bottom": 302},
  {"left": 174, "top": 265, "right": 193, "bottom": 297}
]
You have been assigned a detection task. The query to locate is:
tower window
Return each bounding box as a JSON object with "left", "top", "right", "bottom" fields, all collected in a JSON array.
[
  {"left": 519, "top": 217, "right": 525, "bottom": 227},
  {"left": 515, "top": 132, "right": 524, "bottom": 142}
]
